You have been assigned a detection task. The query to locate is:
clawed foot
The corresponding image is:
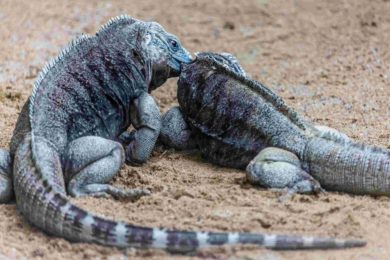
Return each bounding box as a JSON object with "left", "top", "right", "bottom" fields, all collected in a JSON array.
[
  {"left": 69, "top": 183, "right": 151, "bottom": 201},
  {"left": 278, "top": 182, "right": 326, "bottom": 202},
  {"left": 107, "top": 186, "right": 151, "bottom": 200}
]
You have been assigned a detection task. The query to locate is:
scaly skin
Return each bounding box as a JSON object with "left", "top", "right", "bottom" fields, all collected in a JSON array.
[
  {"left": 161, "top": 52, "right": 390, "bottom": 197},
  {"left": 0, "top": 16, "right": 364, "bottom": 253}
]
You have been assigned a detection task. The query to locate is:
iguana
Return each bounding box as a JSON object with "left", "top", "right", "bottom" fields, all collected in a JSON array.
[
  {"left": 160, "top": 52, "right": 390, "bottom": 198},
  {"left": 0, "top": 17, "right": 364, "bottom": 253}
]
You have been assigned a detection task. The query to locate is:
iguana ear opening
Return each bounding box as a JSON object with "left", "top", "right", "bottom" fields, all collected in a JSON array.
[{"left": 143, "top": 33, "right": 152, "bottom": 46}]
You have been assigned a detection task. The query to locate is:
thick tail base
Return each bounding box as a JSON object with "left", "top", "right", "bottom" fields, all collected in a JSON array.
[{"left": 305, "top": 137, "right": 390, "bottom": 195}]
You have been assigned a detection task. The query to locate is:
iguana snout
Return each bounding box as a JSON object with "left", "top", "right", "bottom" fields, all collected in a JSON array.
[{"left": 142, "top": 21, "right": 192, "bottom": 89}]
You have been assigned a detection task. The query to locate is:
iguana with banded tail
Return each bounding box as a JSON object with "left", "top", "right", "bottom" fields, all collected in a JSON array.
[
  {"left": 160, "top": 52, "right": 390, "bottom": 198},
  {"left": 0, "top": 17, "right": 364, "bottom": 253}
]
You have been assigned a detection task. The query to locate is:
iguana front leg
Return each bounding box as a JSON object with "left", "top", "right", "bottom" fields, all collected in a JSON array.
[
  {"left": 64, "top": 136, "right": 149, "bottom": 199},
  {"left": 125, "top": 92, "right": 162, "bottom": 165},
  {"left": 160, "top": 106, "right": 197, "bottom": 150},
  {"left": 0, "top": 149, "right": 12, "bottom": 203},
  {"left": 246, "top": 147, "right": 323, "bottom": 200}
]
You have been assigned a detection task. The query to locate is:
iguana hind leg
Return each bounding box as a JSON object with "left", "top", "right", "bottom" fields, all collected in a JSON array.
[
  {"left": 246, "top": 147, "right": 323, "bottom": 200},
  {"left": 64, "top": 136, "right": 150, "bottom": 200},
  {"left": 0, "top": 149, "right": 13, "bottom": 203},
  {"left": 160, "top": 106, "right": 197, "bottom": 150}
]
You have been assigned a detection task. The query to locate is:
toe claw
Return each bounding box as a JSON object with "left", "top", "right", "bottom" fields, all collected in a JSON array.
[
  {"left": 110, "top": 187, "right": 151, "bottom": 200},
  {"left": 277, "top": 188, "right": 296, "bottom": 203}
]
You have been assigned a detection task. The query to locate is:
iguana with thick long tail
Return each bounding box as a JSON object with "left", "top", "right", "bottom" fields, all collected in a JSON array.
[
  {"left": 161, "top": 52, "right": 390, "bottom": 198},
  {"left": 0, "top": 18, "right": 364, "bottom": 253}
]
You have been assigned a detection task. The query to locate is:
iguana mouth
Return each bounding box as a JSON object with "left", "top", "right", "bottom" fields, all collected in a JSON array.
[
  {"left": 168, "top": 54, "right": 193, "bottom": 76},
  {"left": 167, "top": 58, "right": 181, "bottom": 75},
  {"left": 172, "top": 48, "right": 193, "bottom": 63}
]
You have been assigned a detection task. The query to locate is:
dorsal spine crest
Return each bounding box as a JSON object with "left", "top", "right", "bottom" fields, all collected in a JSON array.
[
  {"left": 96, "top": 14, "right": 136, "bottom": 35},
  {"left": 195, "top": 56, "right": 307, "bottom": 130},
  {"left": 29, "top": 14, "right": 136, "bottom": 125},
  {"left": 29, "top": 33, "right": 91, "bottom": 123}
]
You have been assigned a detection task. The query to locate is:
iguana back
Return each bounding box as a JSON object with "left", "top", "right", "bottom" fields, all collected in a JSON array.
[
  {"left": 163, "top": 52, "right": 390, "bottom": 197},
  {"left": 177, "top": 56, "right": 309, "bottom": 168}
]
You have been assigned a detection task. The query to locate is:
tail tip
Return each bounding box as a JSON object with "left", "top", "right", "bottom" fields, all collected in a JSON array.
[{"left": 343, "top": 239, "right": 366, "bottom": 248}]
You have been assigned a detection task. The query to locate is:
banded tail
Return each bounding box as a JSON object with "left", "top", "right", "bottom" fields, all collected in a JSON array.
[
  {"left": 13, "top": 134, "right": 365, "bottom": 253},
  {"left": 305, "top": 137, "right": 390, "bottom": 195}
]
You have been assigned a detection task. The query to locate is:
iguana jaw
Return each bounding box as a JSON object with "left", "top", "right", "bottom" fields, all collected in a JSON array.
[
  {"left": 172, "top": 47, "right": 193, "bottom": 63},
  {"left": 148, "top": 50, "right": 192, "bottom": 91},
  {"left": 149, "top": 58, "right": 188, "bottom": 92},
  {"left": 167, "top": 59, "right": 181, "bottom": 76},
  {"left": 168, "top": 49, "right": 193, "bottom": 76}
]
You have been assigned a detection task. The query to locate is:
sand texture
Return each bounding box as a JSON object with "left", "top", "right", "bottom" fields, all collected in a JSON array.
[{"left": 1, "top": 0, "right": 390, "bottom": 259}]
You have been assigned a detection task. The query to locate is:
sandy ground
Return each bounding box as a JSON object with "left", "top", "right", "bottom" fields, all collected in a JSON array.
[{"left": 1, "top": 0, "right": 390, "bottom": 259}]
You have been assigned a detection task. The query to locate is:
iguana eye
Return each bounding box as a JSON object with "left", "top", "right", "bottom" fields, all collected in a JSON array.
[{"left": 169, "top": 39, "right": 179, "bottom": 50}]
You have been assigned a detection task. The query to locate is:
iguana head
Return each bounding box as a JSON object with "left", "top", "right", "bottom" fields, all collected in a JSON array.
[
  {"left": 140, "top": 21, "right": 192, "bottom": 90},
  {"left": 195, "top": 52, "right": 246, "bottom": 76}
]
